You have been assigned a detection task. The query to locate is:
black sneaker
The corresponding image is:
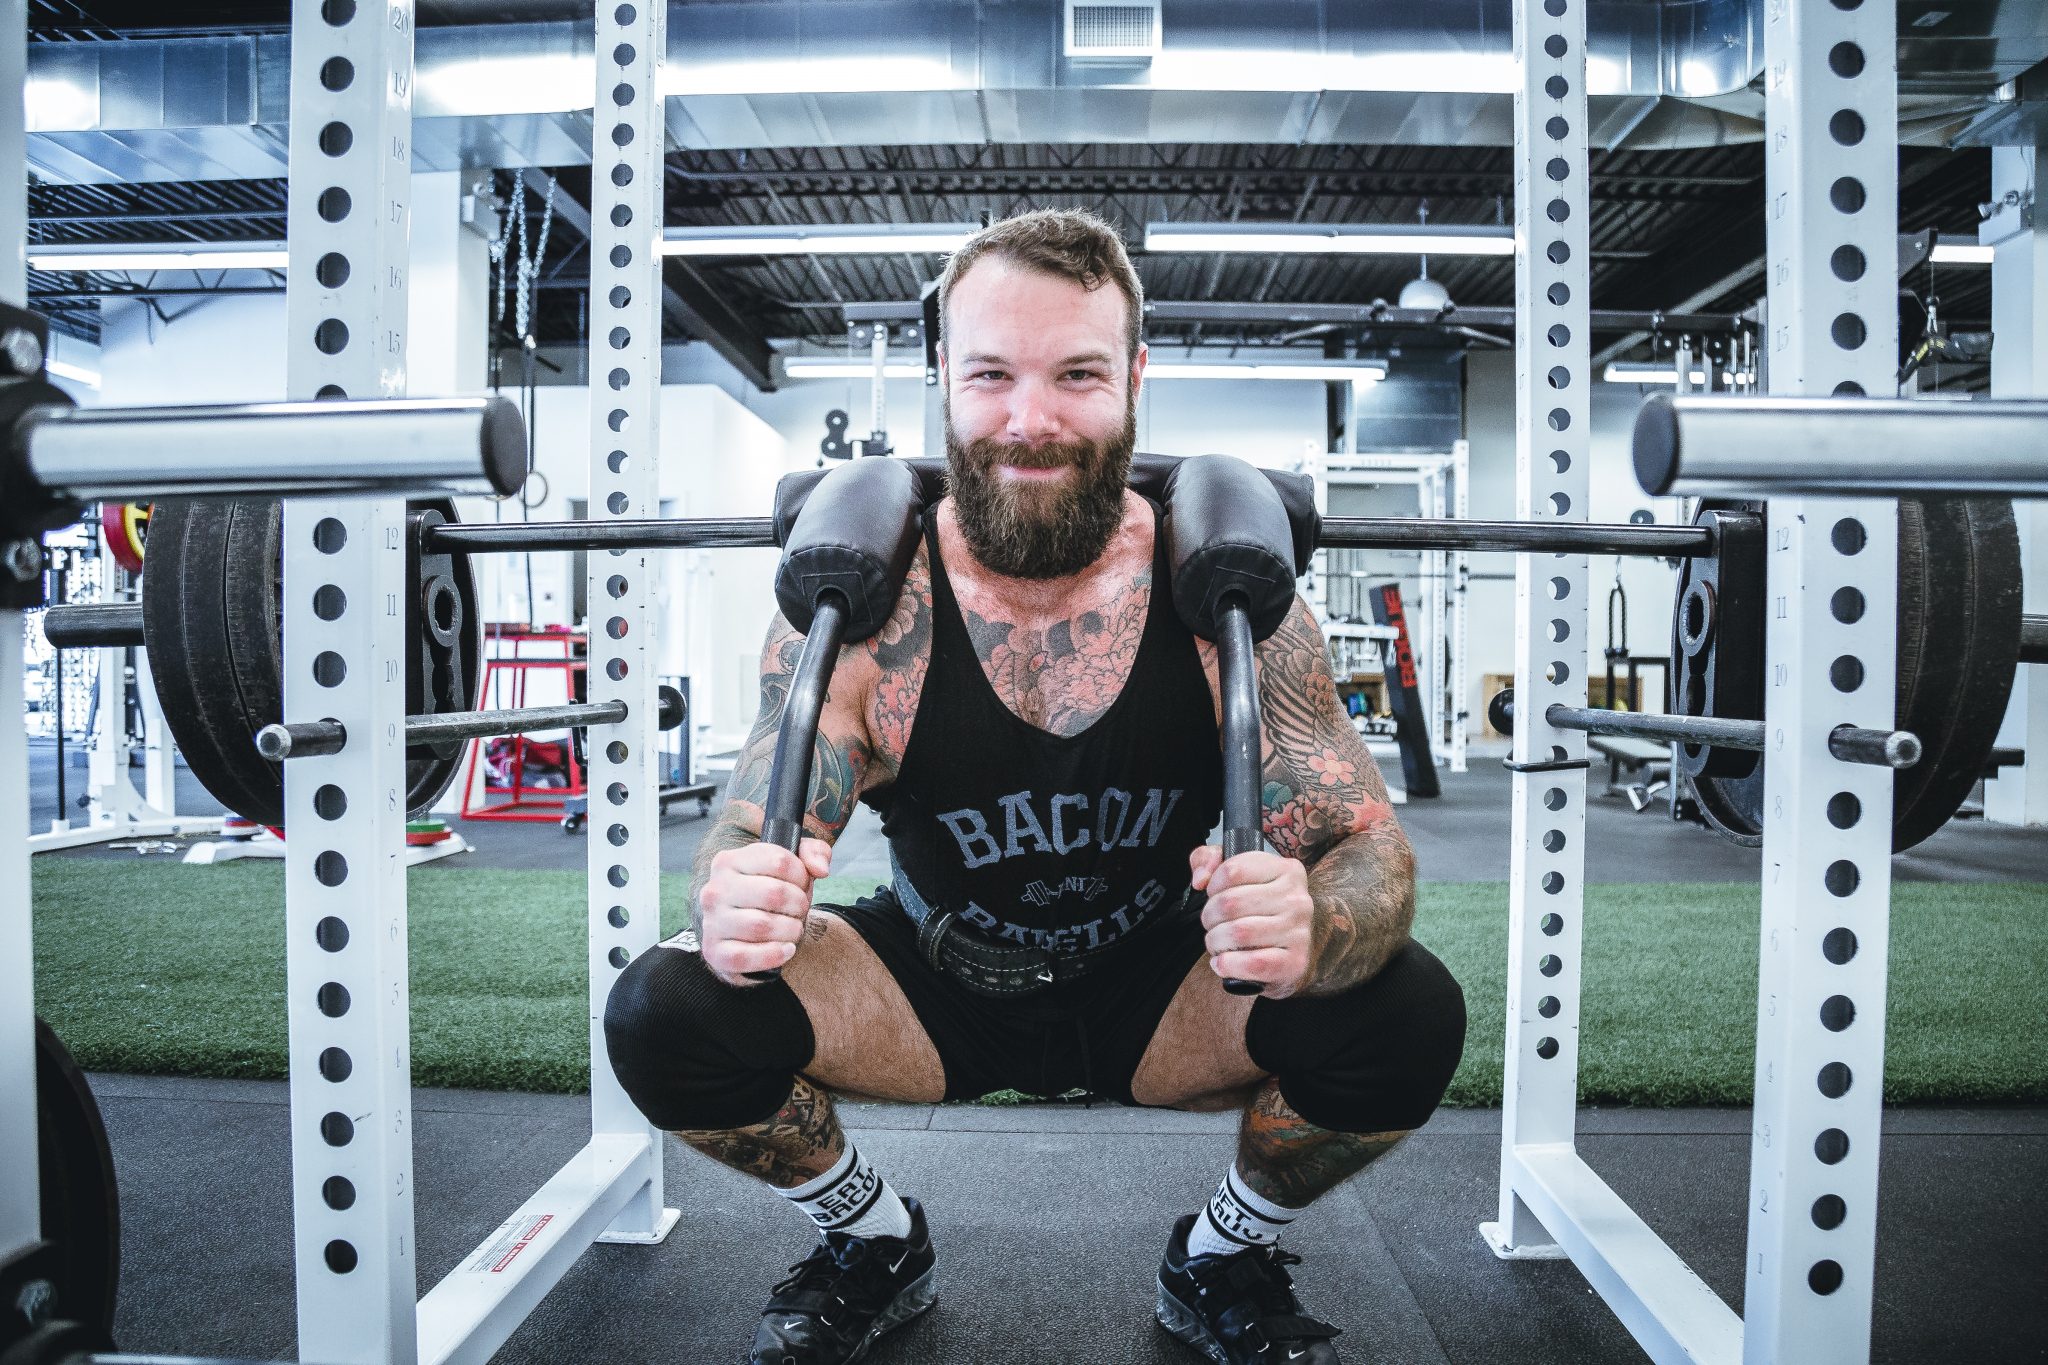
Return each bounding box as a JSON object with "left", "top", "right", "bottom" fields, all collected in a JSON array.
[
  {"left": 749, "top": 1197, "right": 937, "bottom": 1365},
  {"left": 1155, "top": 1214, "right": 1343, "bottom": 1363}
]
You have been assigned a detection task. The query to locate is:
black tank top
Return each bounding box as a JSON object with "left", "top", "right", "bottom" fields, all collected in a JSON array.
[{"left": 868, "top": 501, "right": 1223, "bottom": 960}]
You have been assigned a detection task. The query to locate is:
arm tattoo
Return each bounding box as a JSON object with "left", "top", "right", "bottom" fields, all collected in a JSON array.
[
  {"left": 865, "top": 548, "right": 934, "bottom": 776},
  {"left": 1254, "top": 598, "right": 1417, "bottom": 995}
]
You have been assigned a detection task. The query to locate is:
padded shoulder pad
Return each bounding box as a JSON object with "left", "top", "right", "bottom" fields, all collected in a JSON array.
[
  {"left": 772, "top": 457, "right": 923, "bottom": 642},
  {"left": 1163, "top": 455, "right": 1300, "bottom": 643}
]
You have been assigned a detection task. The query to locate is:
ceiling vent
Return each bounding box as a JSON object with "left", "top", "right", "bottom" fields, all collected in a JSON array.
[{"left": 1064, "top": 1, "right": 1161, "bottom": 62}]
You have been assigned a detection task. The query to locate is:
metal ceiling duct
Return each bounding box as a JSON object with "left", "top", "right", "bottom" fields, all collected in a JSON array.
[{"left": 23, "top": 0, "right": 2047, "bottom": 185}]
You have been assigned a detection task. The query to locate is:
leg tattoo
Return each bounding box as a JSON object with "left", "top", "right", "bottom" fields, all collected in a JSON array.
[
  {"left": 674, "top": 1074, "right": 847, "bottom": 1190},
  {"left": 1235, "top": 1077, "right": 1408, "bottom": 1208}
]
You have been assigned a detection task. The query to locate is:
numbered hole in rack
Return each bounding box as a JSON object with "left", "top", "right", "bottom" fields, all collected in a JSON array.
[
  {"left": 605, "top": 575, "right": 628, "bottom": 599},
  {"left": 1547, "top": 619, "right": 1570, "bottom": 643},
  {"left": 319, "top": 56, "right": 353, "bottom": 90},
  {"left": 1826, "top": 792, "right": 1861, "bottom": 829},
  {"left": 607, "top": 823, "right": 629, "bottom": 847},
  {"left": 1545, "top": 116, "right": 1568, "bottom": 140},
  {"left": 1833, "top": 380, "right": 1866, "bottom": 397},
  {"left": 1540, "top": 911, "right": 1565, "bottom": 934},
  {"left": 608, "top": 865, "right": 629, "bottom": 888},
  {"left": 1542, "top": 871, "right": 1566, "bottom": 896},
  {"left": 606, "top": 616, "right": 629, "bottom": 640},
  {"left": 607, "top": 450, "right": 628, "bottom": 473},
  {"left": 615, "top": 2, "right": 636, "bottom": 21},
  {"left": 1544, "top": 34, "right": 1567, "bottom": 58},
  {"left": 312, "top": 585, "right": 347, "bottom": 621},
  {"left": 609, "top": 326, "right": 631, "bottom": 350},
  {"left": 609, "top": 946, "right": 631, "bottom": 969},
  {"left": 1831, "top": 518, "right": 1866, "bottom": 555},
  {"left": 1543, "top": 786, "right": 1567, "bottom": 811},
  {"left": 321, "top": 0, "right": 355, "bottom": 23},
  {"left": 1830, "top": 245, "right": 1866, "bottom": 282},
  {"left": 612, "top": 122, "right": 634, "bottom": 147},
  {"left": 314, "top": 319, "right": 349, "bottom": 354},
  {"left": 322, "top": 1175, "right": 355, "bottom": 1210},
  {"left": 607, "top": 905, "right": 630, "bottom": 928},
  {"left": 1546, "top": 409, "right": 1570, "bottom": 432},
  {"left": 317, "top": 187, "right": 350, "bottom": 223},
  {"left": 315, "top": 916, "right": 349, "bottom": 952},
  {"left": 1544, "top": 0, "right": 1565, "bottom": 14},
  {"left": 318, "top": 1047, "right": 352, "bottom": 1082},
  {"left": 1544, "top": 75, "right": 1568, "bottom": 99},
  {"left": 1547, "top": 282, "right": 1570, "bottom": 305},
  {"left": 1830, "top": 586, "right": 1865, "bottom": 623},
  {"left": 613, "top": 42, "right": 636, "bottom": 65},
  {"left": 313, "top": 652, "right": 346, "bottom": 687},
  {"left": 1822, "top": 926, "right": 1859, "bottom": 964},
  {"left": 1547, "top": 323, "right": 1571, "bottom": 346},
  {"left": 607, "top": 741, "right": 629, "bottom": 763},
  {"left": 315, "top": 252, "right": 350, "bottom": 288},
  {"left": 1536, "top": 1037, "right": 1560, "bottom": 1059},
  {"left": 1548, "top": 576, "right": 1570, "bottom": 600},
  {"left": 316, "top": 384, "right": 347, "bottom": 400},
  {"left": 320, "top": 1112, "right": 354, "bottom": 1146},
  {"left": 1830, "top": 109, "right": 1865, "bottom": 146},
  {"left": 1542, "top": 829, "right": 1567, "bottom": 853},
  {"left": 1815, "top": 1128, "right": 1850, "bottom": 1164},
  {"left": 610, "top": 244, "right": 633, "bottom": 268},
  {"left": 1546, "top": 241, "right": 1571, "bottom": 265},
  {"left": 1811, "top": 1194, "right": 1847, "bottom": 1230},
  {"left": 611, "top": 163, "right": 633, "bottom": 187},
  {"left": 1829, "top": 177, "right": 1866, "bottom": 214},
  {"left": 314, "top": 851, "right": 348, "bottom": 886},
  {"left": 1817, "top": 1061, "right": 1852, "bottom": 1098},
  {"left": 1537, "top": 995, "right": 1561, "bottom": 1018},
  {"left": 1821, "top": 994, "right": 1857, "bottom": 1031},
  {"left": 1808, "top": 1261, "right": 1844, "bottom": 1296},
  {"left": 605, "top": 659, "right": 628, "bottom": 682},
  {"left": 1828, "top": 41, "right": 1865, "bottom": 78},
  {"left": 1546, "top": 659, "right": 1571, "bottom": 684},
  {"left": 607, "top": 782, "right": 629, "bottom": 806},
  {"left": 612, "top": 82, "right": 634, "bottom": 106},
  {"left": 1546, "top": 365, "right": 1571, "bottom": 388},
  {"left": 608, "top": 367, "right": 631, "bottom": 390},
  {"left": 1546, "top": 198, "right": 1570, "bottom": 223},
  {"left": 1829, "top": 655, "right": 1865, "bottom": 692},
  {"left": 324, "top": 1241, "right": 358, "bottom": 1274},
  {"left": 1550, "top": 450, "right": 1570, "bottom": 473},
  {"left": 1831, "top": 313, "right": 1867, "bottom": 350},
  {"left": 1538, "top": 954, "right": 1562, "bottom": 977},
  {"left": 609, "top": 285, "right": 632, "bottom": 309},
  {"left": 316, "top": 982, "right": 350, "bottom": 1017},
  {"left": 1545, "top": 157, "right": 1569, "bottom": 182},
  {"left": 1830, "top": 0, "right": 1864, "bottom": 8},
  {"left": 1825, "top": 859, "right": 1860, "bottom": 896},
  {"left": 608, "top": 408, "right": 629, "bottom": 432},
  {"left": 318, "top": 121, "right": 353, "bottom": 156}
]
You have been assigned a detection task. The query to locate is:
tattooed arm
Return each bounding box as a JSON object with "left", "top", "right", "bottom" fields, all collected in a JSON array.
[
  {"left": 686, "top": 549, "right": 934, "bottom": 917},
  {"left": 1251, "top": 596, "right": 1416, "bottom": 995}
]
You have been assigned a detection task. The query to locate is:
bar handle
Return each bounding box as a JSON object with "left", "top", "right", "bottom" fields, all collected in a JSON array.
[{"left": 1215, "top": 594, "right": 1266, "bottom": 998}]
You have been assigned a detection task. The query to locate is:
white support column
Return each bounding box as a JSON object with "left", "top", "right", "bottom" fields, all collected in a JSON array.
[
  {"left": 1983, "top": 142, "right": 2048, "bottom": 826},
  {"left": 1450, "top": 439, "right": 1471, "bottom": 771},
  {"left": 279, "top": 0, "right": 420, "bottom": 1360},
  {"left": 583, "top": 0, "right": 677, "bottom": 1245},
  {"left": 406, "top": 169, "right": 492, "bottom": 397},
  {"left": 1747, "top": 2, "right": 1898, "bottom": 1360},
  {"left": 1483, "top": 0, "right": 1593, "bottom": 1261},
  {"left": 1, "top": 0, "right": 40, "bottom": 1269}
]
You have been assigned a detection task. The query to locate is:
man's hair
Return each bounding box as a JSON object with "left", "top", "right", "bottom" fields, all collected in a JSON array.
[{"left": 936, "top": 208, "right": 1144, "bottom": 365}]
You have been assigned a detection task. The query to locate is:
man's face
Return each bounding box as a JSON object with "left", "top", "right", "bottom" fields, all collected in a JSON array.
[{"left": 940, "top": 256, "right": 1147, "bottom": 580}]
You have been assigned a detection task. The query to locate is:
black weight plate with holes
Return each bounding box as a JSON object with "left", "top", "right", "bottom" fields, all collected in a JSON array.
[
  {"left": 143, "top": 499, "right": 481, "bottom": 826},
  {"left": 1684, "top": 498, "right": 2022, "bottom": 852},
  {"left": 36, "top": 1017, "right": 119, "bottom": 1338}
]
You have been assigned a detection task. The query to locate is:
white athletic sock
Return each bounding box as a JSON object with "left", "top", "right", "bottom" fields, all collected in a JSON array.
[
  {"left": 1185, "top": 1163, "right": 1301, "bottom": 1259},
  {"left": 777, "top": 1143, "right": 914, "bottom": 1241}
]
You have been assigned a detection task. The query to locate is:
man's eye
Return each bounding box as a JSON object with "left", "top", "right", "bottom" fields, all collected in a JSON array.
[
  {"left": 971, "top": 369, "right": 1006, "bottom": 381},
  {"left": 1065, "top": 370, "right": 1103, "bottom": 382}
]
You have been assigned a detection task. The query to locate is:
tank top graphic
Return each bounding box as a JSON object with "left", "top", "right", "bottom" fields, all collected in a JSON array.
[{"left": 868, "top": 501, "right": 1224, "bottom": 959}]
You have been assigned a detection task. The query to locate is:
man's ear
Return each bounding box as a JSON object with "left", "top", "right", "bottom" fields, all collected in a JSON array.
[{"left": 1129, "top": 341, "right": 1148, "bottom": 405}]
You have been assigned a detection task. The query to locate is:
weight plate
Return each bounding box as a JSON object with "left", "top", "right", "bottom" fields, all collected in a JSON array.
[
  {"left": 36, "top": 1017, "right": 119, "bottom": 1337},
  {"left": 143, "top": 499, "right": 481, "bottom": 826},
  {"left": 1685, "top": 497, "right": 2022, "bottom": 852}
]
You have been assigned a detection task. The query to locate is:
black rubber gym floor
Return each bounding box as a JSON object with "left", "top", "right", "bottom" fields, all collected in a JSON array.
[{"left": 92, "top": 1074, "right": 2047, "bottom": 1363}]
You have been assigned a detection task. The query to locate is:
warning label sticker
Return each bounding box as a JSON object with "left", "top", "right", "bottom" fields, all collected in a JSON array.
[{"left": 462, "top": 1213, "right": 555, "bottom": 1274}]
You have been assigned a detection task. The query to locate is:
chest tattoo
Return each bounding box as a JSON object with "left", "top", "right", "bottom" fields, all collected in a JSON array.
[{"left": 960, "top": 570, "right": 1151, "bottom": 737}]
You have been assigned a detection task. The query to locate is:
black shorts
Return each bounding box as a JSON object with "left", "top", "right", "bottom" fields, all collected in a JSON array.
[{"left": 821, "top": 886, "right": 1211, "bottom": 1105}]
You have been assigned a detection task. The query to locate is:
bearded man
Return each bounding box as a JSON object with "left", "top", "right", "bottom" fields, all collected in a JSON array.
[{"left": 604, "top": 209, "right": 1467, "bottom": 1365}]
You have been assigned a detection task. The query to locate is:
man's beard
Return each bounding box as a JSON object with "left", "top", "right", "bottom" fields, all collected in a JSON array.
[{"left": 944, "top": 404, "right": 1137, "bottom": 580}]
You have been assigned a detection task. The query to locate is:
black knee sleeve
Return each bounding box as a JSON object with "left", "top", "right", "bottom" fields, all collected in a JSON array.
[
  {"left": 602, "top": 942, "right": 817, "bottom": 1131},
  {"left": 1244, "top": 941, "right": 1467, "bottom": 1133}
]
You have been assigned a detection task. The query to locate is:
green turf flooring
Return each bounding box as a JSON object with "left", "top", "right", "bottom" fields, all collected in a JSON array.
[{"left": 28, "top": 860, "right": 2048, "bottom": 1106}]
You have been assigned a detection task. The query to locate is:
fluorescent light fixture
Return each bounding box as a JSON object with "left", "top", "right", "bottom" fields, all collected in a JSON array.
[
  {"left": 25, "top": 75, "right": 97, "bottom": 132},
  {"left": 46, "top": 358, "right": 101, "bottom": 388},
  {"left": 662, "top": 56, "right": 969, "bottom": 98},
  {"left": 1145, "top": 223, "right": 1514, "bottom": 257},
  {"left": 1147, "top": 362, "right": 1387, "bottom": 383},
  {"left": 783, "top": 359, "right": 927, "bottom": 380},
  {"left": 1603, "top": 362, "right": 1742, "bottom": 386},
  {"left": 663, "top": 224, "right": 975, "bottom": 257},
  {"left": 1930, "top": 241, "right": 1994, "bottom": 265},
  {"left": 29, "top": 241, "right": 289, "bottom": 272},
  {"left": 417, "top": 53, "right": 591, "bottom": 116}
]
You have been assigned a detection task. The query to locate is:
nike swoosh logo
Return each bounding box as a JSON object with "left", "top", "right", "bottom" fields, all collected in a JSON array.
[
  {"left": 1287, "top": 1350, "right": 1306, "bottom": 1360},
  {"left": 889, "top": 1248, "right": 912, "bottom": 1273},
  {"left": 784, "top": 1319, "right": 805, "bottom": 1330}
]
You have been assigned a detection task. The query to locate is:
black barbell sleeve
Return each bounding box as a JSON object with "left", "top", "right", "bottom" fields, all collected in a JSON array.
[
  {"left": 253, "top": 689, "right": 682, "bottom": 761},
  {"left": 1489, "top": 690, "right": 1920, "bottom": 771}
]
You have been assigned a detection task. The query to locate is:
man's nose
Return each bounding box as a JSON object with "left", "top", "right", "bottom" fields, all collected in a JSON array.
[{"left": 1002, "top": 381, "right": 1063, "bottom": 445}]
